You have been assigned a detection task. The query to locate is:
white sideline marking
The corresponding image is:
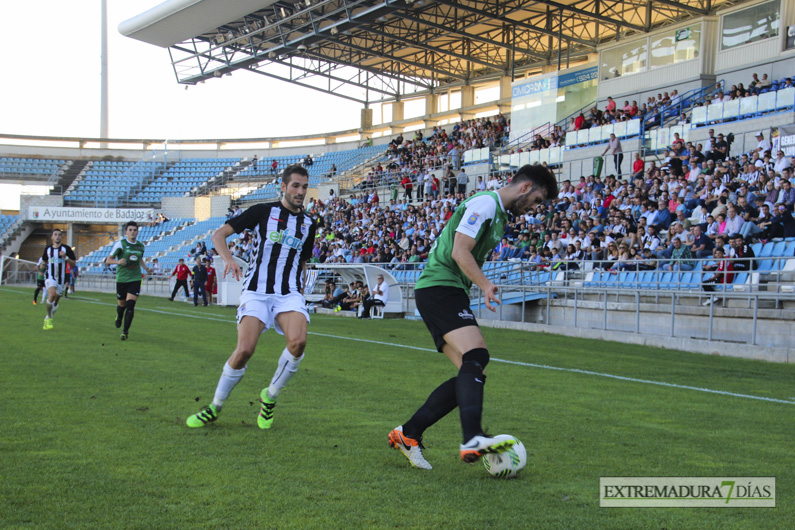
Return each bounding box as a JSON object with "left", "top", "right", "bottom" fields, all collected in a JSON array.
[
  {"left": 303, "top": 332, "right": 795, "bottom": 406},
  {"left": 2, "top": 287, "right": 792, "bottom": 406}
]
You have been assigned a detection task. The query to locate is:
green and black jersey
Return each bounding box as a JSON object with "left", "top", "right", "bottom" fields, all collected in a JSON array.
[
  {"left": 415, "top": 191, "right": 509, "bottom": 292},
  {"left": 110, "top": 238, "right": 146, "bottom": 283}
]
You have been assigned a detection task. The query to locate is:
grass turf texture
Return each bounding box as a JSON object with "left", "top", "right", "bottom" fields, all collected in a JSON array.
[{"left": 1, "top": 286, "right": 793, "bottom": 528}]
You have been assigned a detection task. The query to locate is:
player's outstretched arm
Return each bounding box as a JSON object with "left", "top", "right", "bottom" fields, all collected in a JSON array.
[
  {"left": 451, "top": 232, "right": 501, "bottom": 312},
  {"left": 211, "top": 224, "right": 241, "bottom": 280}
]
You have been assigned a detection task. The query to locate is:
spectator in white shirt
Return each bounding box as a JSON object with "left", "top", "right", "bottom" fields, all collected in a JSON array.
[
  {"left": 754, "top": 131, "right": 771, "bottom": 156},
  {"left": 773, "top": 150, "right": 792, "bottom": 174}
]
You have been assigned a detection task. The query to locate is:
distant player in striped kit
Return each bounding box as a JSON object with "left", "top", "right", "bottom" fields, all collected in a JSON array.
[
  {"left": 39, "top": 228, "right": 76, "bottom": 330},
  {"left": 187, "top": 165, "right": 317, "bottom": 429}
]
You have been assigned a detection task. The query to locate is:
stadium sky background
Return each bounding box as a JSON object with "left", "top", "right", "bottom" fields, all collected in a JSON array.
[
  {"left": 0, "top": 1, "right": 365, "bottom": 209},
  {"left": 2, "top": 1, "right": 363, "bottom": 140}
]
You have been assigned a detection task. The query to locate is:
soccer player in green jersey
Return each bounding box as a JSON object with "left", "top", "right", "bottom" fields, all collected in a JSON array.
[
  {"left": 388, "top": 164, "right": 558, "bottom": 470},
  {"left": 105, "top": 221, "right": 152, "bottom": 340},
  {"left": 33, "top": 262, "right": 45, "bottom": 305}
]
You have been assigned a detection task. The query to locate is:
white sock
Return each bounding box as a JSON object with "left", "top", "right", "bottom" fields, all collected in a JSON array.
[
  {"left": 52, "top": 303, "right": 59, "bottom": 316},
  {"left": 267, "top": 348, "right": 304, "bottom": 400},
  {"left": 211, "top": 362, "right": 246, "bottom": 409},
  {"left": 46, "top": 301, "right": 54, "bottom": 319}
]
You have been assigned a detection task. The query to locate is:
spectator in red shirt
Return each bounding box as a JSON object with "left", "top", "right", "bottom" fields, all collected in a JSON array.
[
  {"left": 574, "top": 113, "right": 585, "bottom": 131},
  {"left": 169, "top": 258, "right": 191, "bottom": 301},
  {"left": 702, "top": 247, "right": 735, "bottom": 293},
  {"left": 605, "top": 97, "right": 616, "bottom": 112},
  {"left": 205, "top": 260, "right": 217, "bottom": 305},
  {"left": 632, "top": 153, "right": 645, "bottom": 178},
  {"left": 400, "top": 175, "right": 413, "bottom": 200}
]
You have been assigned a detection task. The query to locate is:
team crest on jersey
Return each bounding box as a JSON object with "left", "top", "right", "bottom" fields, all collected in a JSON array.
[
  {"left": 467, "top": 213, "right": 480, "bottom": 225},
  {"left": 129, "top": 255, "right": 138, "bottom": 261}
]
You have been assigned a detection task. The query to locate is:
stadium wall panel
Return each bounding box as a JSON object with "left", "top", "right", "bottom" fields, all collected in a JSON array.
[
  {"left": 161, "top": 196, "right": 229, "bottom": 221},
  {"left": 478, "top": 314, "right": 792, "bottom": 364}
]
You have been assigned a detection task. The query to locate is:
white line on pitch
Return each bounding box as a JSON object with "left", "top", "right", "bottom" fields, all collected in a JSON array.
[
  {"left": 2, "top": 287, "right": 792, "bottom": 406},
  {"left": 305, "top": 332, "right": 795, "bottom": 406}
]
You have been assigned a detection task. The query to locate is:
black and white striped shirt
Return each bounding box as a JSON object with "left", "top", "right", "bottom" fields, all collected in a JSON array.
[
  {"left": 41, "top": 244, "right": 76, "bottom": 285},
  {"left": 227, "top": 202, "right": 316, "bottom": 296}
]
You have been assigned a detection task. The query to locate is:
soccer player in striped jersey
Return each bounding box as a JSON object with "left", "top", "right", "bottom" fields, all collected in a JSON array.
[
  {"left": 187, "top": 165, "right": 317, "bottom": 429},
  {"left": 388, "top": 164, "right": 558, "bottom": 469},
  {"left": 39, "top": 228, "right": 76, "bottom": 330}
]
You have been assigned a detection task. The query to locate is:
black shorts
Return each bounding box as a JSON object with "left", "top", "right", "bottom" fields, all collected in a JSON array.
[
  {"left": 37, "top": 279, "right": 45, "bottom": 288},
  {"left": 117, "top": 281, "right": 142, "bottom": 300},
  {"left": 415, "top": 286, "right": 478, "bottom": 352}
]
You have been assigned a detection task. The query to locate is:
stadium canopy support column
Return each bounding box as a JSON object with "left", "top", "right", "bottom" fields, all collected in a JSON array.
[
  {"left": 424, "top": 94, "right": 438, "bottom": 128},
  {"left": 392, "top": 100, "right": 404, "bottom": 123},
  {"left": 360, "top": 108, "right": 373, "bottom": 131},
  {"left": 498, "top": 77, "right": 512, "bottom": 114},
  {"left": 460, "top": 86, "right": 475, "bottom": 120}
]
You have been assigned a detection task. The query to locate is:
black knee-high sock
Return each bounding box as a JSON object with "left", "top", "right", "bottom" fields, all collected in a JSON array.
[
  {"left": 123, "top": 300, "right": 136, "bottom": 332},
  {"left": 402, "top": 377, "right": 458, "bottom": 440},
  {"left": 34, "top": 287, "right": 42, "bottom": 302},
  {"left": 457, "top": 348, "right": 490, "bottom": 443},
  {"left": 116, "top": 305, "right": 126, "bottom": 322}
]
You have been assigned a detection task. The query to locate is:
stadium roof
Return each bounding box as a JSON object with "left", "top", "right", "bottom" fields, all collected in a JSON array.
[{"left": 122, "top": 0, "right": 744, "bottom": 104}]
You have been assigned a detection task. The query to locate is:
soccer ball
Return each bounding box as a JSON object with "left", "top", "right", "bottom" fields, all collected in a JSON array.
[{"left": 482, "top": 436, "right": 527, "bottom": 478}]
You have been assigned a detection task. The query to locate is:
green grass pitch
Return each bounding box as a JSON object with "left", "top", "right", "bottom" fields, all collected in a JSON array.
[{"left": 1, "top": 286, "right": 793, "bottom": 528}]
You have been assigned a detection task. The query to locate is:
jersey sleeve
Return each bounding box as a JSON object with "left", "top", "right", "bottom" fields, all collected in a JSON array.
[
  {"left": 454, "top": 195, "right": 497, "bottom": 240},
  {"left": 110, "top": 241, "right": 123, "bottom": 259},
  {"left": 300, "top": 218, "right": 317, "bottom": 263},
  {"left": 40, "top": 248, "right": 49, "bottom": 263},
  {"left": 65, "top": 245, "right": 76, "bottom": 261},
  {"left": 227, "top": 203, "right": 269, "bottom": 234}
]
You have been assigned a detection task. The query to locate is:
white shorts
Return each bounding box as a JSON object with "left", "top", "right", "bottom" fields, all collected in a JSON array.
[
  {"left": 237, "top": 291, "right": 309, "bottom": 335},
  {"left": 44, "top": 279, "right": 64, "bottom": 296}
]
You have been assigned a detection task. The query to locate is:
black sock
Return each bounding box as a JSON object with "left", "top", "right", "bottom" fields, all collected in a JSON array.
[
  {"left": 116, "top": 305, "right": 126, "bottom": 322},
  {"left": 457, "top": 348, "right": 489, "bottom": 443},
  {"left": 34, "top": 287, "right": 41, "bottom": 302},
  {"left": 123, "top": 300, "right": 136, "bottom": 332},
  {"left": 402, "top": 377, "right": 457, "bottom": 440}
]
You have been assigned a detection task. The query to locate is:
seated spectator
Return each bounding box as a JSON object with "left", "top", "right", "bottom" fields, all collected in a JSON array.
[
  {"left": 690, "top": 225, "right": 714, "bottom": 258},
  {"left": 664, "top": 237, "right": 695, "bottom": 271},
  {"left": 359, "top": 274, "right": 389, "bottom": 318},
  {"left": 757, "top": 204, "right": 795, "bottom": 240},
  {"left": 702, "top": 247, "right": 735, "bottom": 294},
  {"left": 321, "top": 280, "right": 346, "bottom": 309},
  {"left": 729, "top": 233, "right": 756, "bottom": 272},
  {"left": 335, "top": 282, "right": 360, "bottom": 311}
]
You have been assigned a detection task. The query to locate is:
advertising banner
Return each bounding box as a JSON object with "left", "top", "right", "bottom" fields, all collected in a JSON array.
[{"left": 27, "top": 207, "right": 155, "bottom": 223}]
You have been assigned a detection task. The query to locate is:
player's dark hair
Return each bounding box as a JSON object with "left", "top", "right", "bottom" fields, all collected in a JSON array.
[
  {"left": 51, "top": 228, "right": 62, "bottom": 235},
  {"left": 125, "top": 221, "right": 138, "bottom": 230},
  {"left": 282, "top": 164, "right": 309, "bottom": 184},
  {"left": 510, "top": 164, "right": 559, "bottom": 200}
]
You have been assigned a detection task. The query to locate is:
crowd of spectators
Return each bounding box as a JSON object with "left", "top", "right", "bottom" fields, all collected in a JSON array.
[
  {"left": 357, "top": 114, "right": 510, "bottom": 190},
  {"left": 300, "top": 130, "right": 795, "bottom": 281},
  {"left": 214, "top": 72, "right": 795, "bottom": 289}
]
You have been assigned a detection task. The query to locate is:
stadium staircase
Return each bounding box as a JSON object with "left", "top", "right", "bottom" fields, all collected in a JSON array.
[{"left": 50, "top": 160, "right": 88, "bottom": 196}]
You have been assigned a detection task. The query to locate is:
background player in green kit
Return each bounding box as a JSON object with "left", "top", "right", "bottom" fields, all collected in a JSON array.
[
  {"left": 388, "top": 164, "right": 558, "bottom": 470},
  {"left": 105, "top": 221, "right": 153, "bottom": 340},
  {"left": 33, "top": 262, "right": 45, "bottom": 305}
]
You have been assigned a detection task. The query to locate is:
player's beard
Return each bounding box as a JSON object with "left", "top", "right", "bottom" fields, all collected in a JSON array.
[{"left": 284, "top": 191, "right": 304, "bottom": 212}]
